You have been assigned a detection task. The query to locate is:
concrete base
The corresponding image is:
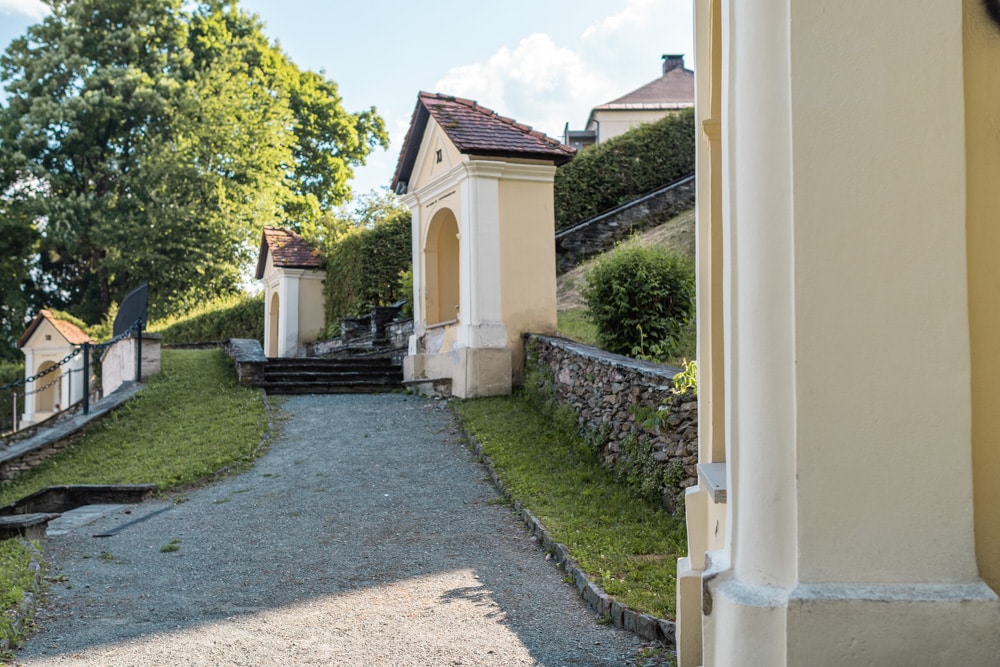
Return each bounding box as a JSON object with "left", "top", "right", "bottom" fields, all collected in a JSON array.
[
  {"left": 676, "top": 557, "right": 704, "bottom": 667},
  {"left": 704, "top": 575, "right": 1000, "bottom": 666},
  {"left": 404, "top": 347, "right": 512, "bottom": 399}
]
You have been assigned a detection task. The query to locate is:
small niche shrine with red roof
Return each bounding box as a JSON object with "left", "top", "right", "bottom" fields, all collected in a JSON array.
[
  {"left": 392, "top": 92, "right": 574, "bottom": 398},
  {"left": 256, "top": 227, "right": 325, "bottom": 358},
  {"left": 17, "top": 310, "right": 93, "bottom": 426}
]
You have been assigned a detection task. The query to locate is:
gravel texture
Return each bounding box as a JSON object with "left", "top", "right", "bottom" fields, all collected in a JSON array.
[{"left": 13, "top": 393, "right": 647, "bottom": 666}]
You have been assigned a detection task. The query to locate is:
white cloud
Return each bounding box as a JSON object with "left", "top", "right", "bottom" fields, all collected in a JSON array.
[
  {"left": 581, "top": 0, "right": 655, "bottom": 40},
  {"left": 0, "top": 0, "right": 48, "bottom": 19},
  {"left": 433, "top": 33, "right": 617, "bottom": 140}
]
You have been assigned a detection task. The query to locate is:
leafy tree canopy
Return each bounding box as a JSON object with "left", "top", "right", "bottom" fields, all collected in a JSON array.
[{"left": 0, "top": 0, "right": 388, "bottom": 344}]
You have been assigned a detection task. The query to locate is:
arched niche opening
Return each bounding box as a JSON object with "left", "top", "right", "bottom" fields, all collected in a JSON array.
[
  {"left": 424, "top": 208, "right": 460, "bottom": 326},
  {"left": 35, "top": 361, "right": 60, "bottom": 413},
  {"left": 267, "top": 292, "right": 280, "bottom": 358}
]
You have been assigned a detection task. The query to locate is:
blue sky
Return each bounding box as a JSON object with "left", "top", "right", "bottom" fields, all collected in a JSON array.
[{"left": 0, "top": 0, "right": 694, "bottom": 201}]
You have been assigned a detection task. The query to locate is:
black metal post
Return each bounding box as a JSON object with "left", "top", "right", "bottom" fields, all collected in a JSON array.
[
  {"left": 83, "top": 342, "right": 90, "bottom": 415},
  {"left": 135, "top": 320, "right": 143, "bottom": 383}
]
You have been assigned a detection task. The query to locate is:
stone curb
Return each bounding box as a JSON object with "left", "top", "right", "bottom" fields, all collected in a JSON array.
[
  {"left": 0, "top": 539, "right": 45, "bottom": 654},
  {"left": 462, "top": 429, "right": 677, "bottom": 646}
]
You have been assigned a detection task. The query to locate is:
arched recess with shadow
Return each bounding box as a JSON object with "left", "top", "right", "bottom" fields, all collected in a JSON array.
[
  {"left": 267, "top": 292, "right": 280, "bottom": 357},
  {"left": 35, "top": 361, "right": 60, "bottom": 413},
  {"left": 424, "top": 208, "right": 461, "bottom": 326}
]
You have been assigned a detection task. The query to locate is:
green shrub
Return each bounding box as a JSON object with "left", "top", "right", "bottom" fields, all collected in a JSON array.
[
  {"left": 581, "top": 243, "right": 695, "bottom": 358},
  {"left": 324, "top": 211, "right": 412, "bottom": 324},
  {"left": 554, "top": 109, "right": 695, "bottom": 230},
  {"left": 148, "top": 293, "right": 264, "bottom": 344},
  {"left": 0, "top": 362, "right": 23, "bottom": 387}
]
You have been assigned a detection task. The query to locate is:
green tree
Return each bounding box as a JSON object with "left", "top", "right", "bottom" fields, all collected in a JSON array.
[
  {"left": 323, "top": 190, "right": 412, "bottom": 326},
  {"left": 0, "top": 0, "right": 388, "bottom": 326}
]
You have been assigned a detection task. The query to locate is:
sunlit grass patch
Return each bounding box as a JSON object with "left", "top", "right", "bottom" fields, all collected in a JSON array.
[{"left": 453, "top": 392, "right": 686, "bottom": 619}]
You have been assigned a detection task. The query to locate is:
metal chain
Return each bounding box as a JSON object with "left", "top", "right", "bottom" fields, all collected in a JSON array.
[
  {"left": 22, "top": 367, "right": 83, "bottom": 397},
  {"left": 0, "top": 346, "right": 82, "bottom": 391},
  {"left": 93, "top": 318, "right": 142, "bottom": 352},
  {"left": 0, "top": 317, "right": 142, "bottom": 391}
]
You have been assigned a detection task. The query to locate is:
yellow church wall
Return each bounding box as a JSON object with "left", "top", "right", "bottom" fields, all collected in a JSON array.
[
  {"left": 497, "top": 173, "right": 558, "bottom": 379},
  {"left": 964, "top": 0, "right": 1000, "bottom": 593}
]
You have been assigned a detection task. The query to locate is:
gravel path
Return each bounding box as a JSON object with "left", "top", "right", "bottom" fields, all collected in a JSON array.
[{"left": 14, "top": 393, "right": 646, "bottom": 666}]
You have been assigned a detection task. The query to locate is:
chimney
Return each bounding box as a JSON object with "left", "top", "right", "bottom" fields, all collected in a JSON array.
[{"left": 662, "top": 54, "right": 684, "bottom": 75}]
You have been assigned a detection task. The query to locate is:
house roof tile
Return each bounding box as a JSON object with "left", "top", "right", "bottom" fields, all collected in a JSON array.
[
  {"left": 18, "top": 309, "right": 93, "bottom": 348},
  {"left": 595, "top": 66, "right": 694, "bottom": 111},
  {"left": 255, "top": 227, "right": 323, "bottom": 280},
  {"left": 392, "top": 92, "right": 575, "bottom": 192}
]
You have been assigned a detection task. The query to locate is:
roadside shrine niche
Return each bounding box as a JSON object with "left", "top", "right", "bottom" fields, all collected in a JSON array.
[
  {"left": 392, "top": 92, "right": 574, "bottom": 398},
  {"left": 256, "top": 227, "right": 325, "bottom": 359}
]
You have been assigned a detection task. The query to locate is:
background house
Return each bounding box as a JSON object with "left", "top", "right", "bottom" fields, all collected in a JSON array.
[{"left": 563, "top": 54, "right": 694, "bottom": 151}]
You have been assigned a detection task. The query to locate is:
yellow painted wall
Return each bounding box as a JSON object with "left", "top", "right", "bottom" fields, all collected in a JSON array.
[
  {"left": 498, "top": 174, "right": 558, "bottom": 377},
  {"left": 591, "top": 109, "right": 691, "bottom": 143},
  {"left": 964, "top": 0, "right": 1000, "bottom": 593},
  {"left": 424, "top": 208, "right": 461, "bottom": 328},
  {"left": 297, "top": 275, "right": 326, "bottom": 344}
]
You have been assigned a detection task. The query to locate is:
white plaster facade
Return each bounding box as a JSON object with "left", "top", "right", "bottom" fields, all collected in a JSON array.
[
  {"left": 677, "top": 1, "right": 1000, "bottom": 664},
  {"left": 18, "top": 313, "right": 91, "bottom": 427},
  {"left": 395, "top": 95, "right": 569, "bottom": 399},
  {"left": 256, "top": 228, "right": 325, "bottom": 359},
  {"left": 100, "top": 333, "right": 162, "bottom": 396}
]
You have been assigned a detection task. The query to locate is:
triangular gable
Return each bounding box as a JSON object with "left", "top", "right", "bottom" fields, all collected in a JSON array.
[
  {"left": 255, "top": 227, "right": 323, "bottom": 280},
  {"left": 18, "top": 310, "right": 92, "bottom": 349},
  {"left": 392, "top": 92, "right": 575, "bottom": 195},
  {"left": 408, "top": 116, "right": 463, "bottom": 194}
]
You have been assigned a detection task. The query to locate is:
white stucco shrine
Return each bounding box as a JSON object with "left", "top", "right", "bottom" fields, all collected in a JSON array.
[
  {"left": 392, "top": 92, "right": 575, "bottom": 398},
  {"left": 17, "top": 310, "right": 92, "bottom": 427},
  {"left": 256, "top": 227, "right": 325, "bottom": 359}
]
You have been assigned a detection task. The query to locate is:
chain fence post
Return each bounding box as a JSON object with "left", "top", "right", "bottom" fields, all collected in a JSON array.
[
  {"left": 83, "top": 342, "right": 90, "bottom": 415},
  {"left": 12, "top": 391, "right": 17, "bottom": 433},
  {"left": 135, "top": 319, "right": 143, "bottom": 383}
]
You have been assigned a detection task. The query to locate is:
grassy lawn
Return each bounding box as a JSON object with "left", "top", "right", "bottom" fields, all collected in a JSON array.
[
  {"left": 556, "top": 308, "right": 600, "bottom": 347},
  {"left": 453, "top": 391, "right": 686, "bottom": 619},
  {"left": 0, "top": 348, "right": 269, "bottom": 507}
]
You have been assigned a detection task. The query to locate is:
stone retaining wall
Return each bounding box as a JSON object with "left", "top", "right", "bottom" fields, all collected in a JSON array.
[{"left": 524, "top": 334, "right": 698, "bottom": 510}]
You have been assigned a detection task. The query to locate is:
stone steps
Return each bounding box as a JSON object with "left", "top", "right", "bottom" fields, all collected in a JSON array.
[{"left": 260, "top": 358, "right": 402, "bottom": 395}]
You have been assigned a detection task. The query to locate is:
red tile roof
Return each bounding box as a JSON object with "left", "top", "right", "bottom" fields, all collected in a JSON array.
[
  {"left": 392, "top": 92, "right": 575, "bottom": 193},
  {"left": 255, "top": 227, "right": 323, "bottom": 280},
  {"left": 18, "top": 309, "right": 93, "bottom": 348}
]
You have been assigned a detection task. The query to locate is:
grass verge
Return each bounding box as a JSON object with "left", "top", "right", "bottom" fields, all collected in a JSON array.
[
  {"left": 556, "top": 308, "right": 599, "bottom": 347},
  {"left": 452, "top": 390, "right": 686, "bottom": 619},
  {"left": 0, "top": 348, "right": 269, "bottom": 507},
  {"left": 0, "top": 539, "right": 39, "bottom": 658}
]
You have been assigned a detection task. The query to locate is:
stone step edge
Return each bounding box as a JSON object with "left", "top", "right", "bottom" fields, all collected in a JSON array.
[{"left": 461, "top": 429, "right": 676, "bottom": 646}]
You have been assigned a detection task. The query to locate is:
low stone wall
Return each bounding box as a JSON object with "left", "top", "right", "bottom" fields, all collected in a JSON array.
[
  {"left": 525, "top": 335, "right": 698, "bottom": 510},
  {"left": 554, "top": 174, "right": 695, "bottom": 273},
  {"left": 226, "top": 339, "right": 267, "bottom": 386}
]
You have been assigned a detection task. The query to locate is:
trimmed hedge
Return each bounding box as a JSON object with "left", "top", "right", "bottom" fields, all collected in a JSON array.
[
  {"left": 148, "top": 293, "right": 264, "bottom": 344},
  {"left": 554, "top": 109, "right": 695, "bottom": 230},
  {"left": 324, "top": 212, "right": 412, "bottom": 326},
  {"left": 581, "top": 242, "right": 695, "bottom": 359}
]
